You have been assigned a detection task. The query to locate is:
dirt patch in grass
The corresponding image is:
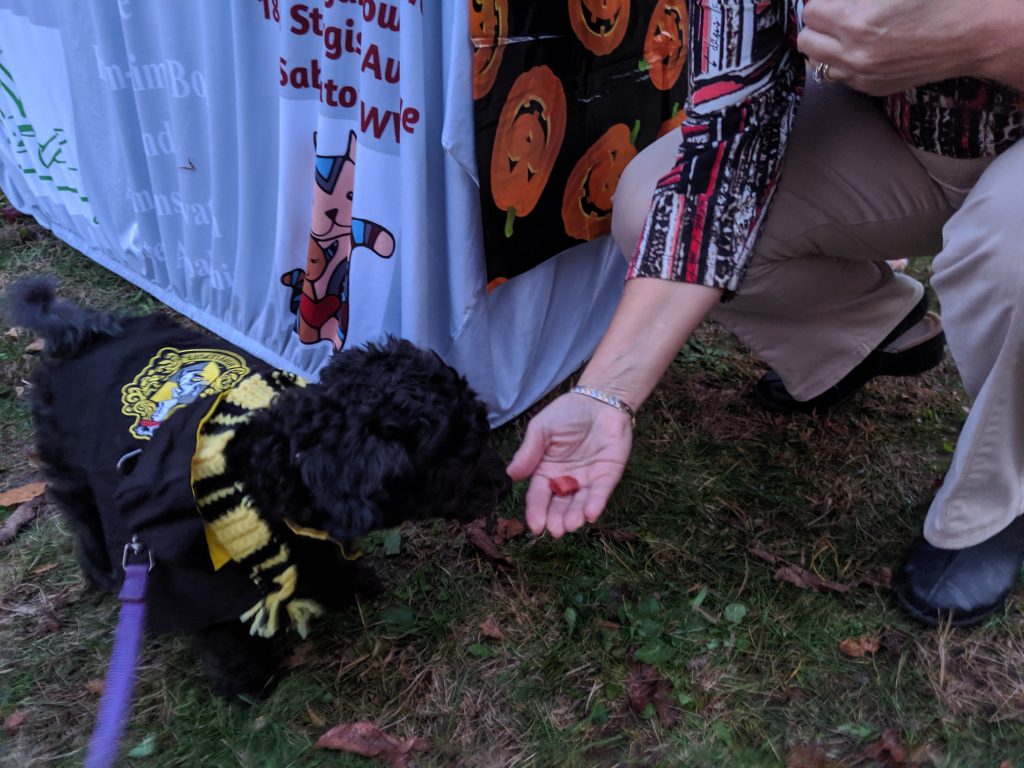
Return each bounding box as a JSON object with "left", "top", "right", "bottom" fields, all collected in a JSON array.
[{"left": 915, "top": 616, "right": 1024, "bottom": 723}]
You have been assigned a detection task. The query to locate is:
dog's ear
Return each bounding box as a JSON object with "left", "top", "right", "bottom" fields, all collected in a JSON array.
[
  {"left": 297, "top": 434, "right": 416, "bottom": 540},
  {"left": 228, "top": 414, "right": 312, "bottom": 522}
]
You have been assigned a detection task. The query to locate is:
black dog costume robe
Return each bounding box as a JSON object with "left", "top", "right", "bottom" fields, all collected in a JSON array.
[{"left": 47, "top": 312, "right": 342, "bottom": 637}]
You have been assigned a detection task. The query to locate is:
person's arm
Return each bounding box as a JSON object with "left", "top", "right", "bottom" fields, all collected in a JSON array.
[
  {"left": 509, "top": 0, "right": 804, "bottom": 538},
  {"left": 798, "top": 0, "right": 1024, "bottom": 94},
  {"left": 631, "top": 1, "right": 805, "bottom": 292},
  {"left": 507, "top": 278, "right": 720, "bottom": 538}
]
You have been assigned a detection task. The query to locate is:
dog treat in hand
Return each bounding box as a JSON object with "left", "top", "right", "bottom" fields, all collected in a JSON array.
[{"left": 549, "top": 475, "right": 580, "bottom": 496}]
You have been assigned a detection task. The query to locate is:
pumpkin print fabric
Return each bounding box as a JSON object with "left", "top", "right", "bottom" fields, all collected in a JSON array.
[
  {"left": 490, "top": 66, "right": 567, "bottom": 237},
  {"left": 470, "top": 0, "right": 508, "bottom": 99},
  {"left": 569, "top": 0, "right": 632, "bottom": 56},
  {"left": 471, "top": 1, "right": 689, "bottom": 286},
  {"left": 643, "top": 0, "right": 687, "bottom": 91},
  {"left": 561, "top": 123, "right": 638, "bottom": 241}
]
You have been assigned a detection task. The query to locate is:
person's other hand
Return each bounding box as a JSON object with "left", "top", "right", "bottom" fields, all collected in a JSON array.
[
  {"left": 798, "top": 0, "right": 993, "bottom": 95},
  {"left": 506, "top": 393, "right": 632, "bottom": 538}
]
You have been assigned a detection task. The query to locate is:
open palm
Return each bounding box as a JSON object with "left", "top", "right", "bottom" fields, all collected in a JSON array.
[{"left": 507, "top": 393, "right": 633, "bottom": 538}]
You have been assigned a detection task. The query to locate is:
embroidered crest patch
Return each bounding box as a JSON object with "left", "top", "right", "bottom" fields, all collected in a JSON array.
[{"left": 120, "top": 347, "right": 250, "bottom": 439}]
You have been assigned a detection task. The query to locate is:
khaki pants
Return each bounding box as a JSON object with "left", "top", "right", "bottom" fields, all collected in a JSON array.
[{"left": 611, "top": 80, "right": 1023, "bottom": 549}]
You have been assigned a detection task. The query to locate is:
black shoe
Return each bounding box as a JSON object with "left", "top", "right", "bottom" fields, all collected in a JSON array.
[
  {"left": 753, "top": 293, "right": 946, "bottom": 414},
  {"left": 895, "top": 515, "right": 1024, "bottom": 627}
]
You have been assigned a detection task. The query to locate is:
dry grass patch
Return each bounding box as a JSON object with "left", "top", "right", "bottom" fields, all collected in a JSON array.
[{"left": 914, "top": 616, "right": 1024, "bottom": 723}]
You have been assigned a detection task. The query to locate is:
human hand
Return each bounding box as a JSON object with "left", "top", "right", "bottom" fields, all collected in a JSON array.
[
  {"left": 506, "top": 393, "right": 633, "bottom": 538},
  {"left": 798, "top": 0, "right": 1001, "bottom": 95}
]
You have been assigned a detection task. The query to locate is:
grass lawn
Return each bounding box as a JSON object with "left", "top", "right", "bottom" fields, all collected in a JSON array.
[{"left": 1, "top": 204, "right": 1022, "bottom": 767}]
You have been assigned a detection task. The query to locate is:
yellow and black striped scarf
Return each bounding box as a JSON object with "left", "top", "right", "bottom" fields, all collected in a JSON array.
[{"left": 189, "top": 371, "right": 326, "bottom": 639}]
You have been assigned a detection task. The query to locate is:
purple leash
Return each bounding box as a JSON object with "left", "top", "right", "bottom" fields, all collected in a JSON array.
[{"left": 84, "top": 536, "right": 152, "bottom": 768}]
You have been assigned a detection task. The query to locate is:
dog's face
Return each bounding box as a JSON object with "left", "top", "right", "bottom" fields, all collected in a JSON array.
[{"left": 237, "top": 339, "right": 511, "bottom": 541}]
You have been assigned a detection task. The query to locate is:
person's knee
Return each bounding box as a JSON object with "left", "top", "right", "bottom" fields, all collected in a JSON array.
[
  {"left": 934, "top": 177, "right": 1024, "bottom": 305},
  {"left": 610, "top": 130, "right": 680, "bottom": 262},
  {"left": 610, "top": 159, "right": 656, "bottom": 262}
]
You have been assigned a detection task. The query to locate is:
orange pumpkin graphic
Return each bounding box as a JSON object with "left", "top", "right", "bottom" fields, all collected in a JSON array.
[
  {"left": 569, "top": 0, "right": 631, "bottom": 56},
  {"left": 470, "top": 0, "right": 508, "bottom": 99},
  {"left": 490, "top": 65, "right": 567, "bottom": 237},
  {"left": 643, "top": 0, "right": 688, "bottom": 91},
  {"left": 561, "top": 123, "right": 638, "bottom": 241}
]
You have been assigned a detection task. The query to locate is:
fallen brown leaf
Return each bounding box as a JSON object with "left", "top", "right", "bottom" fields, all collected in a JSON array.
[
  {"left": 0, "top": 482, "right": 46, "bottom": 508},
  {"left": 0, "top": 497, "right": 44, "bottom": 545},
  {"left": 839, "top": 635, "right": 881, "bottom": 658},
  {"left": 878, "top": 626, "right": 910, "bottom": 658},
  {"left": 316, "top": 722, "right": 431, "bottom": 768},
  {"left": 492, "top": 516, "right": 525, "bottom": 545},
  {"left": 862, "top": 729, "right": 908, "bottom": 766},
  {"left": 749, "top": 546, "right": 781, "bottom": 565},
  {"left": 85, "top": 678, "right": 105, "bottom": 695},
  {"left": 626, "top": 654, "right": 678, "bottom": 727},
  {"left": 24, "top": 337, "right": 45, "bottom": 353},
  {"left": 4, "top": 327, "right": 19, "bottom": 339},
  {"left": 860, "top": 566, "right": 893, "bottom": 588},
  {"left": 786, "top": 744, "right": 836, "bottom": 768},
  {"left": 750, "top": 546, "right": 891, "bottom": 594},
  {"left": 286, "top": 641, "right": 317, "bottom": 668},
  {"left": 775, "top": 563, "right": 851, "bottom": 593},
  {"left": 479, "top": 616, "right": 504, "bottom": 641},
  {"left": 3, "top": 711, "right": 27, "bottom": 735},
  {"left": 27, "top": 611, "right": 60, "bottom": 638},
  {"left": 2, "top": 206, "right": 27, "bottom": 222},
  {"left": 463, "top": 518, "right": 515, "bottom": 570},
  {"left": 31, "top": 562, "right": 59, "bottom": 575}
]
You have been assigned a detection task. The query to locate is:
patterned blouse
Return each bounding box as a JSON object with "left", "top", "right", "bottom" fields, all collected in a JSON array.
[{"left": 628, "top": 0, "right": 1024, "bottom": 292}]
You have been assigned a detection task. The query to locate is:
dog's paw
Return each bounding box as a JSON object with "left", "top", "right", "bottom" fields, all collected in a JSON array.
[
  {"left": 212, "top": 673, "right": 281, "bottom": 703},
  {"left": 203, "top": 659, "right": 282, "bottom": 702}
]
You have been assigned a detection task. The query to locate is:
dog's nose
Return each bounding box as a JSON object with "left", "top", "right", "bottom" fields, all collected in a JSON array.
[{"left": 325, "top": 208, "right": 338, "bottom": 222}]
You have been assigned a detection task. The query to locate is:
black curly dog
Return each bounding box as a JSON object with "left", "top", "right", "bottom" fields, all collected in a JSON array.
[{"left": 5, "top": 277, "right": 510, "bottom": 698}]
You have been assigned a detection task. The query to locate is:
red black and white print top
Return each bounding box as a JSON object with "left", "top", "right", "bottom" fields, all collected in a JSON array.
[{"left": 628, "top": 0, "right": 1023, "bottom": 293}]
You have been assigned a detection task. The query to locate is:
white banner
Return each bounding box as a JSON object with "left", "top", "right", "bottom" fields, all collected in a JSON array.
[{"left": 0, "top": 0, "right": 625, "bottom": 424}]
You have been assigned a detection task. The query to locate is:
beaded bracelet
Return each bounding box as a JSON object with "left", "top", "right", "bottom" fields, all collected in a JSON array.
[{"left": 570, "top": 385, "right": 636, "bottom": 427}]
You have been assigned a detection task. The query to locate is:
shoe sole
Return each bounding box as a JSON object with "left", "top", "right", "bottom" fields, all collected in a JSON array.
[
  {"left": 894, "top": 581, "right": 999, "bottom": 628},
  {"left": 871, "top": 327, "right": 946, "bottom": 378}
]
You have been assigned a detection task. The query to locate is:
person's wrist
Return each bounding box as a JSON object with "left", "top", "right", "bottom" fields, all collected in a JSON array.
[{"left": 570, "top": 385, "right": 636, "bottom": 427}]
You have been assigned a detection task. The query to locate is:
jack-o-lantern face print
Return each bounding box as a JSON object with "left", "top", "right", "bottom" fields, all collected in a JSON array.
[
  {"left": 643, "top": 0, "right": 688, "bottom": 90},
  {"left": 569, "top": 0, "right": 630, "bottom": 56},
  {"left": 490, "top": 66, "right": 567, "bottom": 236},
  {"left": 561, "top": 123, "right": 637, "bottom": 241},
  {"left": 470, "top": 0, "right": 508, "bottom": 99}
]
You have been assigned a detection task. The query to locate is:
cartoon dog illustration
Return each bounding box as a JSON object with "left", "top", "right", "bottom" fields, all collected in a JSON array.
[{"left": 282, "top": 130, "right": 395, "bottom": 350}]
